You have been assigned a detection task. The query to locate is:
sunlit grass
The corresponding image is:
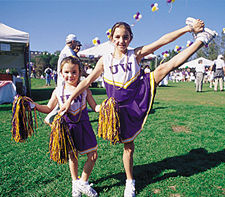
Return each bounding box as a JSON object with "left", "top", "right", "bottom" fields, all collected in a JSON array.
[{"left": 0, "top": 79, "right": 224, "bottom": 196}]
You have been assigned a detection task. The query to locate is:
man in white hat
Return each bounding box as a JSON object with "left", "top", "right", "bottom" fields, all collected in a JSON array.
[
  {"left": 74, "top": 40, "right": 82, "bottom": 55},
  {"left": 57, "top": 34, "right": 78, "bottom": 86}
]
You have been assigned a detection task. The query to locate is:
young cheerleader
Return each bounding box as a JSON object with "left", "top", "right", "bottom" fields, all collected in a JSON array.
[
  {"left": 34, "top": 57, "right": 99, "bottom": 197},
  {"left": 59, "top": 18, "right": 217, "bottom": 196}
]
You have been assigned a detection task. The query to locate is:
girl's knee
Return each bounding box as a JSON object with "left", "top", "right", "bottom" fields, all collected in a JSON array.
[
  {"left": 69, "top": 152, "right": 78, "bottom": 163},
  {"left": 124, "top": 142, "right": 135, "bottom": 154},
  {"left": 87, "top": 151, "right": 98, "bottom": 162}
]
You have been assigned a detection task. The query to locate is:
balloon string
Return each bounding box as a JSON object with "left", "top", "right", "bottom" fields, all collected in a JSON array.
[{"left": 168, "top": 4, "right": 173, "bottom": 13}]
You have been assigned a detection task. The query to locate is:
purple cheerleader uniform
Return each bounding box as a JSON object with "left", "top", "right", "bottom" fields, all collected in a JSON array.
[
  {"left": 56, "top": 86, "right": 98, "bottom": 154},
  {"left": 102, "top": 50, "right": 156, "bottom": 143}
]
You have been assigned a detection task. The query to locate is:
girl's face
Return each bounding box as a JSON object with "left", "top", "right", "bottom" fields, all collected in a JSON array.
[
  {"left": 61, "top": 63, "right": 79, "bottom": 86},
  {"left": 111, "top": 26, "right": 131, "bottom": 53}
]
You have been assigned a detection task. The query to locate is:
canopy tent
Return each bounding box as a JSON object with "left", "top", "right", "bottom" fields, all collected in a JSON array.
[
  {"left": 0, "top": 22, "right": 30, "bottom": 96},
  {"left": 0, "top": 23, "right": 29, "bottom": 43},
  {"left": 180, "top": 57, "right": 214, "bottom": 69},
  {"left": 78, "top": 41, "right": 120, "bottom": 58},
  {"left": 78, "top": 41, "right": 157, "bottom": 60}
]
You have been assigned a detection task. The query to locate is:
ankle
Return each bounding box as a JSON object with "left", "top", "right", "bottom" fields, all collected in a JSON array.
[
  {"left": 126, "top": 179, "right": 135, "bottom": 185},
  {"left": 79, "top": 179, "right": 89, "bottom": 185}
]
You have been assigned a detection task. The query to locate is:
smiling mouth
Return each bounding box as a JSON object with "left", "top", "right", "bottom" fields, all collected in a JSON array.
[{"left": 118, "top": 45, "right": 126, "bottom": 48}]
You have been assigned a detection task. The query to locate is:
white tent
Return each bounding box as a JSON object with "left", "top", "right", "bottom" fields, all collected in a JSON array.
[
  {"left": 0, "top": 22, "right": 29, "bottom": 43},
  {"left": 180, "top": 57, "right": 214, "bottom": 69},
  {"left": 0, "top": 22, "right": 30, "bottom": 96},
  {"left": 78, "top": 41, "right": 120, "bottom": 58},
  {"left": 78, "top": 41, "right": 157, "bottom": 60}
]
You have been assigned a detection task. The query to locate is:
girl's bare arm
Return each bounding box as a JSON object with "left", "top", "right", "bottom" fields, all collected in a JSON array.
[
  {"left": 34, "top": 90, "right": 58, "bottom": 114},
  {"left": 59, "top": 58, "right": 104, "bottom": 113},
  {"left": 135, "top": 19, "right": 204, "bottom": 63},
  {"left": 86, "top": 88, "right": 100, "bottom": 112}
]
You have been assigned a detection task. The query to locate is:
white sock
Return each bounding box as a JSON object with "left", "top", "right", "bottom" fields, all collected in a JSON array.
[
  {"left": 72, "top": 179, "right": 79, "bottom": 184},
  {"left": 79, "top": 179, "right": 89, "bottom": 185},
  {"left": 126, "top": 179, "right": 135, "bottom": 185}
]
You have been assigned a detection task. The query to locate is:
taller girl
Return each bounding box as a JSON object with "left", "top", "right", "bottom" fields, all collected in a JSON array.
[{"left": 59, "top": 18, "right": 217, "bottom": 196}]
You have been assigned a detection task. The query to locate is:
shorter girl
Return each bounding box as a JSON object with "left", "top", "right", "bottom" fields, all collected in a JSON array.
[{"left": 34, "top": 57, "right": 99, "bottom": 197}]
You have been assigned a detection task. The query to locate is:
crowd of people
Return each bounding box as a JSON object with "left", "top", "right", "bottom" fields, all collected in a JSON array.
[{"left": 168, "top": 56, "right": 225, "bottom": 92}]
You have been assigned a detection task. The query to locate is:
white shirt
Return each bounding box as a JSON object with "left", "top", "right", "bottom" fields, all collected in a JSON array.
[
  {"left": 55, "top": 85, "right": 87, "bottom": 116},
  {"left": 57, "top": 45, "right": 76, "bottom": 86},
  {"left": 214, "top": 59, "right": 225, "bottom": 69},
  {"left": 44, "top": 67, "right": 52, "bottom": 74},
  {"left": 102, "top": 49, "right": 140, "bottom": 89},
  {"left": 86, "top": 68, "right": 93, "bottom": 75},
  {"left": 195, "top": 63, "right": 205, "bottom": 73}
]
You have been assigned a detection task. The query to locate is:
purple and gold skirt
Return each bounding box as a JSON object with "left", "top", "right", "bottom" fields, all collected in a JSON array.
[
  {"left": 104, "top": 72, "right": 156, "bottom": 143},
  {"left": 64, "top": 109, "right": 98, "bottom": 155}
]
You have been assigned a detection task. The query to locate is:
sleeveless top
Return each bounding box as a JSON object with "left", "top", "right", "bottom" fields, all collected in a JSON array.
[
  {"left": 102, "top": 49, "right": 156, "bottom": 143},
  {"left": 55, "top": 85, "right": 88, "bottom": 121},
  {"left": 55, "top": 85, "right": 98, "bottom": 154}
]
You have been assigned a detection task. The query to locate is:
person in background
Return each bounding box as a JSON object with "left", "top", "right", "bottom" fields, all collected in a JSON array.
[
  {"left": 213, "top": 55, "right": 225, "bottom": 91},
  {"left": 74, "top": 41, "right": 82, "bottom": 55},
  {"left": 33, "top": 68, "right": 36, "bottom": 78},
  {"left": 44, "top": 67, "right": 52, "bottom": 86},
  {"left": 195, "top": 59, "right": 205, "bottom": 92},
  {"left": 53, "top": 70, "right": 57, "bottom": 85},
  {"left": 86, "top": 65, "right": 93, "bottom": 75},
  {"left": 74, "top": 41, "right": 88, "bottom": 78},
  {"left": 6, "top": 68, "right": 10, "bottom": 74},
  {"left": 57, "top": 34, "right": 78, "bottom": 86}
]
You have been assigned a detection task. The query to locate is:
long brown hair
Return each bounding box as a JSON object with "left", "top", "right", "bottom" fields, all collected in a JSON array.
[{"left": 110, "top": 22, "right": 133, "bottom": 41}]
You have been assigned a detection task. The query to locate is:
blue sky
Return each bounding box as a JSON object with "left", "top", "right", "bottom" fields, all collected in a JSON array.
[{"left": 1, "top": 0, "right": 224, "bottom": 56}]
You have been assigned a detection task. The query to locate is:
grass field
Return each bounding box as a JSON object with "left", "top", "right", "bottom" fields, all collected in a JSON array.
[{"left": 0, "top": 78, "right": 224, "bottom": 197}]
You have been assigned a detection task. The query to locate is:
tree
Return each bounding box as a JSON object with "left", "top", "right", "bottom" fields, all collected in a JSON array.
[
  {"left": 49, "top": 55, "right": 58, "bottom": 71},
  {"left": 30, "top": 51, "right": 59, "bottom": 77}
]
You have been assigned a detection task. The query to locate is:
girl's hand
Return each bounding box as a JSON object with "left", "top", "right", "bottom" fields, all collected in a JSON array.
[
  {"left": 95, "top": 105, "right": 101, "bottom": 112},
  {"left": 29, "top": 101, "right": 36, "bottom": 109},
  {"left": 192, "top": 19, "right": 204, "bottom": 34},
  {"left": 58, "top": 100, "right": 71, "bottom": 115}
]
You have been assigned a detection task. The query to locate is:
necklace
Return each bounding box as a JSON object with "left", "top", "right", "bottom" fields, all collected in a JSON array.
[
  {"left": 110, "top": 50, "right": 129, "bottom": 90},
  {"left": 62, "top": 83, "right": 82, "bottom": 123}
]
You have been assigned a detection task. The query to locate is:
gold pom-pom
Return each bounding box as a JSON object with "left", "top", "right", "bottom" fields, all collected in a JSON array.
[
  {"left": 49, "top": 114, "right": 77, "bottom": 164},
  {"left": 11, "top": 95, "right": 38, "bottom": 142},
  {"left": 98, "top": 97, "right": 121, "bottom": 144}
]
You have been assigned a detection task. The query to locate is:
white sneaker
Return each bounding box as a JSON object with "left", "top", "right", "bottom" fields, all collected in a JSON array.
[
  {"left": 186, "top": 17, "right": 218, "bottom": 45},
  {"left": 124, "top": 180, "right": 135, "bottom": 197},
  {"left": 77, "top": 180, "right": 98, "bottom": 197},
  {"left": 72, "top": 180, "right": 81, "bottom": 197},
  {"left": 195, "top": 27, "right": 218, "bottom": 45},
  {"left": 185, "top": 17, "right": 197, "bottom": 27}
]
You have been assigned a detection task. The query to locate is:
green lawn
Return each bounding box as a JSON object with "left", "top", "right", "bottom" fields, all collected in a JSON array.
[{"left": 0, "top": 79, "right": 224, "bottom": 197}]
